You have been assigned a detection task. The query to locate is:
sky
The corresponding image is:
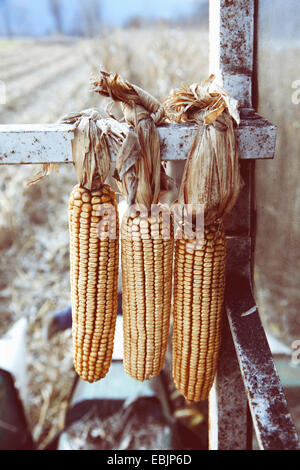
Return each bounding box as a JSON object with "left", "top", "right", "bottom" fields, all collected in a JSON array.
[
  {"left": 0, "top": 0, "right": 298, "bottom": 40},
  {"left": 0, "top": 0, "right": 207, "bottom": 36},
  {"left": 101, "top": 0, "right": 201, "bottom": 25}
]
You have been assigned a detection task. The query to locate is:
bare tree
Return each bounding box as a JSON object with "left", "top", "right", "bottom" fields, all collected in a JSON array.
[
  {"left": 81, "top": 0, "right": 102, "bottom": 37},
  {"left": 1, "top": 0, "right": 12, "bottom": 36},
  {"left": 49, "top": 0, "right": 63, "bottom": 34}
]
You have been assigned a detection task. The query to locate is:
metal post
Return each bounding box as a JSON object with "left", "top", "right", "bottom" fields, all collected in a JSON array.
[
  {"left": 209, "top": 313, "right": 251, "bottom": 450},
  {"left": 208, "top": 0, "right": 255, "bottom": 449},
  {"left": 209, "top": 0, "right": 255, "bottom": 108}
]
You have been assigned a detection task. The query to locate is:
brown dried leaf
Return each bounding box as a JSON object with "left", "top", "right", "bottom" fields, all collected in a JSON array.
[
  {"left": 164, "top": 75, "right": 242, "bottom": 224},
  {"left": 27, "top": 163, "right": 59, "bottom": 187},
  {"left": 165, "top": 75, "right": 240, "bottom": 126},
  {"left": 92, "top": 71, "right": 165, "bottom": 125},
  {"left": 93, "top": 71, "right": 166, "bottom": 209},
  {"left": 59, "top": 108, "right": 125, "bottom": 190}
]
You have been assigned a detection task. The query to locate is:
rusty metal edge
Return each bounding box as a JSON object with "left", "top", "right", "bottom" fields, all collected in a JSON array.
[{"left": 225, "top": 252, "right": 300, "bottom": 450}]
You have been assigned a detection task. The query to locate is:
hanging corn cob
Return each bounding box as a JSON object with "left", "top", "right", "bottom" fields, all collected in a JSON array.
[
  {"left": 164, "top": 75, "right": 243, "bottom": 401},
  {"left": 61, "top": 109, "right": 125, "bottom": 383},
  {"left": 92, "top": 72, "right": 173, "bottom": 381}
]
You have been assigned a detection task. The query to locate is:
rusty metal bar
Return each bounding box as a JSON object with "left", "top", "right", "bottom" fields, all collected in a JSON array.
[
  {"left": 206, "top": 0, "right": 299, "bottom": 451},
  {"left": 209, "top": 312, "right": 252, "bottom": 450},
  {"left": 225, "top": 243, "right": 300, "bottom": 450},
  {"left": 208, "top": 0, "right": 256, "bottom": 450},
  {"left": 209, "top": 0, "right": 255, "bottom": 107},
  {"left": 0, "top": 117, "right": 276, "bottom": 165}
]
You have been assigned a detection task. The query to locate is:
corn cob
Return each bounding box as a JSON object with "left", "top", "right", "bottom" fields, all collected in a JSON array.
[
  {"left": 92, "top": 71, "right": 172, "bottom": 382},
  {"left": 121, "top": 207, "right": 173, "bottom": 381},
  {"left": 172, "top": 220, "right": 226, "bottom": 401},
  {"left": 69, "top": 183, "right": 119, "bottom": 382},
  {"left": 164, "top": 77, "right": 241, "bottom": 401}
]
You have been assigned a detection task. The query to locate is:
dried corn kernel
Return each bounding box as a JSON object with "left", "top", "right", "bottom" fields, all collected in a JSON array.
[{"left": 69, "top": 184, "right": 119, "bottom": 382}]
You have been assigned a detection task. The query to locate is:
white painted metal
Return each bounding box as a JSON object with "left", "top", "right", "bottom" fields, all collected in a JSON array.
[
  {"left": 208, "top": 0, "right": 255, "bottom": 451},
  {"left": 0, "top": 124, "right": 73, "bottom": 164},
  {"left": 209, "top": 315, "right": 249, "bottom": 450},
  {"left": 209, "top": 0, "right": 254, "bottom": 108},
  {"left": 0, "top": 120, "right": 276, "bottom": 165},
  {"left": 208, "top": 381, "right": 219, "bottom": 450}
]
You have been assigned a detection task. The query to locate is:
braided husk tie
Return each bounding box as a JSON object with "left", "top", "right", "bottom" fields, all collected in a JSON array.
[
  {"left": 164, "top": 74, "right": 243, "bottom": 225},
  {"left": 92, "top": 71, "right": 167, "bottom": 209}
]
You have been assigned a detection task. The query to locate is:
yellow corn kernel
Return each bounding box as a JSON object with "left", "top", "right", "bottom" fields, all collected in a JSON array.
[
  {"left": 121, "top": 207, "right": 173, "bottom": 381},
  {"left": 69, "top": 184, "right": 119, "bottom": 383},
  {"left": 172, "top": 221, "right": 226, "bottom": 401}
]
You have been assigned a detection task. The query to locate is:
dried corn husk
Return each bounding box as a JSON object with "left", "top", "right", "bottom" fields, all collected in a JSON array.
[
  {"left": 164, "top": 74, "right": 242, "bottom": 225},
  {"left": 27, "top": 163, "right": 59, "bottom": 186},
  {"left": 92, "top": 71, "right": 167, "bottom": 209},
  {"left": 59, "top": 108, "right": 125, "bottom": 191},
  {"left": 27, "top": 108, "right": 125, "bottom": 189}
]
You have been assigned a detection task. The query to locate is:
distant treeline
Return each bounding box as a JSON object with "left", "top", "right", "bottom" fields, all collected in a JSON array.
[
  {"left": 0, "top": 0, "right": 209, "bottom": 37},
  {"left": 1, "top": 0, "right": 298, "bottom": 40}
]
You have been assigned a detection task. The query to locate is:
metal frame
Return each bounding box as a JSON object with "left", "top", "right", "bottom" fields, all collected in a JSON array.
[
  {"left": 0, "top": 116, "right": 276, "bottom": 164},
  {"left": 207, "top": 0, "right": 299, "bottom": 450},
  {"left": 0, "top": 0, "right": 299, "bottom": 450}
]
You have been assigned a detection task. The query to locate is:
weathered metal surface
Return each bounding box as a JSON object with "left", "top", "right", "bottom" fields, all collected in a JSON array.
[
  {"left": 224, "top": 162, "right": 252, "bottom": 236},
  {"left": 0, "top": 119, "right": 276, "bottom": 165},
  {"left": 159, "top": 118, "right": 276, "bottom": 161},
  {"left": 209, "top": 313, "right": 251, "bottom": 450},
  {"left": 226, "top": 236, "right": 252, "bottom": 279},
  {"left": 208, "top": 0, "right": 294, "bottom": 445},
  {"left": 225, "top": 236, "right": 300, "bottom": 450},
  {"left": 223, "top": 74, "right": 252, "bottom": 109},
  {"left": 236, "top": 112, "right": 277, "bottom": 160},
  {"left": 209, "top": 0, "right": 254, "bottom": 107},
  {"left": 0, "top": 124, "right": 73, "bottom": 164}
]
